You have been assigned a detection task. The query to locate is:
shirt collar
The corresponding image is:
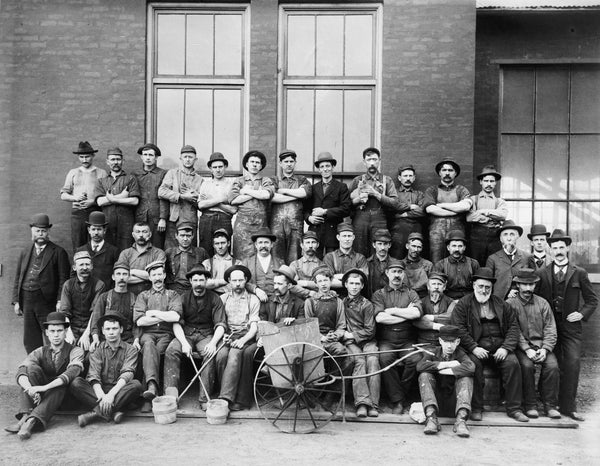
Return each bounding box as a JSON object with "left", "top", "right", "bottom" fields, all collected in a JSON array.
[
  {"left": 554, "top": 260, "right": 569, "bottom": 268},
  {"left": 478, "top": 191, "right": 496, "bottom": 199},
  {"left": 301, "top": 255, "right": 319, "bottom": 263},
  {"left": 316, "top": 290, "right": 337, "bottom": 300},
  {"left": 448, "top": 255, "right": 466, "bottom": 264},
  {"left": 398, "top": 185, "right": 413, "bottom": 192},
  {"left": 364, "top": 172, "right": 381, "bottom": 182},
  {"left": 337, "top": 248, "right": 355, "bottom": 258},
  {"left": 438, "top": 182, "right": 455, "bottom": 190}
]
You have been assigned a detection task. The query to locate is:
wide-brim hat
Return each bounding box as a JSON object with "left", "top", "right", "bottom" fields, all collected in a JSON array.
[
  {"left": 341, "top": 268, "right": 368, "bottom": 286},
  {"left": 137, "top": 143, "right": 161, "bottom": 158},
  {"left": 445, "top": 230, "right": 467, "bottom": 244},
  {"left": 435, "top": 157, "right": 461, "bottom": 176},
  {"left": 273, "top": 265, "right": 297, "bottom": 285},
  {"left": 86, "top": 211, "right": 108, "bottom": 226},
  {"left": 512, "top": 268, "right": 540, "bottom": 284},
  {"left": 185, "top": 265, "right": 212, "bottom": 280},
  {"left": 224, "top": 264, "right": 252, "bottom": 282},
  {"left": 242, "top": 150, "right": 266, "bottom": 171},
  {"left": 73, "top": 141, "right": 98, "bottom": 155},
  {"left": 472, "top": 267, "right": 496, "bottom": 283},
  {"left": 251, "top": 227, "right": 277, "bottom": 242},
  {"left": 314, "top": 151, "right": 337, "bottom": 168},
  {"left": 527, "top": 224, "right": 551, "bottom": 240},
  {"left": 207, "top": 152, "right": 229, "bottom": 168},
  {"left": 497, "top": 220, "right": 523, "bottom": 237},
  {"left": 476, "top": 165, "right": 501, "bottom": 180},
  {"left": 43, "top": 312, "right": 70, "bottom": 328},
  {"left": 547, "top": 229, "right": 572, "bottom": 246},
  {"left": 97, "top": 311, "right": 126, "bottom": 329},
  {"left": 30, "top": 213, "right": 52, "bottom": 229}
]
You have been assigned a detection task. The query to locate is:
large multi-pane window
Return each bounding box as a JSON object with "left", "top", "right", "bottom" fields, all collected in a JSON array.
[
  {"left": 146, "top": 3, "right": 249, "bottom": 170},
  {"left": 499, "top": 65, "right": 600, "bottom": 273},
  {"left": 279, "top": 4, "right": 382, "bottom": 173}
]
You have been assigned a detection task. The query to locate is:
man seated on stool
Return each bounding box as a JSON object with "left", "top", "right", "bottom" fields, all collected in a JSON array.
[{"left": 417, "top": 324, "right": 474, "bottom": 438}]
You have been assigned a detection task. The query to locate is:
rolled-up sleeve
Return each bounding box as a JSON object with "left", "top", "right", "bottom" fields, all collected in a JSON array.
[
  {"left": 118, "top": 345, "right": 138, "bottom": 383},
  {"left": 58, "top": 346, "right": 85, "bottom": 385}
]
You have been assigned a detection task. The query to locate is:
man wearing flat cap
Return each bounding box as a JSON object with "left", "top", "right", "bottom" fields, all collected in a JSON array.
[
  {"left": 229, "top": 150, "right": 275, "bottom": 260},
  {"left": 13, "top": 213, "right": 71, "bottom": 353},
  {"left": 390, "top": 164, "right": 425, "bottom": 259},
  {"left": 159, "top": 145, "right": 204, "bottom": 250},
  {"left": 413, "top": 272, "right": 456, "bottom": 347},
  {"left": 506, "top": 268, "right": 560, "bottom": 419},
  {"left": 528, "top": 224, "right": 552, "bottom": 270},
  {"left": 133, "top": 143, "right": 168, "bottom": 249},
  {"left": 304, "top": 151, "right": 352, "bottom": 258},
  {"left": 197, "top": 152, "right": 236, "bottom": 257},
  {"left": 423, "top": 157, "right": 472, "bottom": 264},
  {"left": 323, "top": 223, "right": 368, "bottom": 294},
  {"left": 5, "top": 312, "right": 84, "bottom": 440},
  {"left": 94, "top": 147, "right": 141, "bottom": 252},
  {"left": 433, "top": 230, "right": 480, "bottom": 299},
  {"left": 164, "top": 265, "right": 227, "bottom": 407},
  {"left": 165, "top": 221, "right": 209, "bottom": 295},
  {"left": 366, "top": 228, "right": 395, "bottom": 298},
  {"left": 60, "top": 141, "right": 107, "bottom": 251},
  {"left": 270, "top": 150, "right": 311, "bottom": 264},
  {"left": 288, "top": 231, "right": 325, "bottom": 292},
  {"left": 259, "top": 265, "right": 305, "bottom": 325},
  {"left": 466, "top": 166, "right": 508, "bottom": 266},
  {"left": 400, "top": 232, "right": 433, "bottom": 298}
]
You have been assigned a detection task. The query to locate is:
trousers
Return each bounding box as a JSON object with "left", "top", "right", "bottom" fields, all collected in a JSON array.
[
  {"left": 429, "top": 217, "right": 465, "bottom": 264},
  {"left": 469, "top": 352, "right": 522, "bottom": 414},
  {"left": 515, "top": 349, "right": 559, "bottom": 410},
  {"left": 270, "top": 211, "right": 303, "bottom": 264},
  {"left": 22, "top": 289, "right": 53, "bottom": 354},
  {"left": 418, "top": 372, "right": 473, "bottom": 416},
  {"left": 347, "top": 341, "right": 380, "bottom": 408},
  {"left": 140, "top": 332, "right": 173, "bottom": 386},
  {"left": 352, "top": 209, "right": 388, "bottom": 258},
  {"left": 469, "top": 224, "right": 501, "bottom": 267},
  {"left": 198, "top": 211, "right": 232, "bottom": 257},
  {"left": 379, "top": 340, "right": 422, "bottom": 404},
  {"left": 216, "top": 341, "right": 258, "bottom": 407},
  {"left": 555, "top": 319, "right": 582, "bottom": 413},
  {"left": 70, "top": 376, "right": 142, "bottom": 417},
  {"left": 390, "top": 219, "right": 422, "bottom": 260}
]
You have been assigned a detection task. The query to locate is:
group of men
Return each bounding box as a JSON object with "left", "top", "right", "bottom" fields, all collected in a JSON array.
[{"left": 8, "top": 142, "right": 598, "bottom": 440}]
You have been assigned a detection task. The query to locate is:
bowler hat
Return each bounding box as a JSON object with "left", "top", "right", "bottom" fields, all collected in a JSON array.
[
  {"left": 43, "top": 312, "right": 70, "bottom": 328},
  {"left": 274, "top": 265, "right": 297, "bottom": 285},
  {"left": 314, "top": 151, "right": 337, "bottom": 168},
  {"left": 512, "top": 268, "right": 540, "bottom": 285},
  {"left": 278, "top": 150, "right": 297, "bottom": 161},
  {"left": 527, "top": 224, "right": 550, "bottom": 241},
  {"left": 113, "top": 261, "right": 130, "bottom": 272},
  {"left": 86, "top": 211, "right": 108, "bottom": 226},
  {"left": 73, "top": 141, "right": 98, "bottom": 155},
  {"left": 212, "top": 228, "right": 230, "bottom": 239},
  {"left": 472, "top": 267, "right": 496, "bottom": 283},
  {"left": 73, "top": 251, "right": 92, "bottom": 262},
  {"left": 242, "top": 150, "right": 266, "bottom": 171},
  {"left": 97, "top": 311, "right": 126, "bottom": 329},
  {"left": 302, "top": 231, "right": 319, "bottom": 241},
  {"left": 547, "top": 229, "right": 572, "bottom": 246},
  {"left": 30, "top": 213, "right": 52, "bottom": 229},
  {"left": 106, "top": 147, "right": 123, "bottom": 157},
  {"left": 145, "top": 260, "right": 165, "bottom": 274},
  {"left": 497, "top": 220, "right": 523, "bottom": 237},
  {"left": 476, "top": 165, "right": 501, "bottom": 181},
  {"left": 439, "top": 325, "right": 461, "bottom": 341},
  {"left": 176, "top": 221, "right": 196, "bottom": 232},
  {"left": 224, "top": 264, "right": 252, "bottom": 282},
  {"left": 180, "top": 145, "right": 197, "bottom": 155},
  {"left": 362, "top": 147, "right": 381, "bottom": 158},
  {"left": 407, "top": 232, "right": 424, "bottom": 243},
  {"left": 137, "top": 143, "right": 161, "bottom": 158},
  {"left": 435, "top": 157, "right": 461, "bottom": 176},
  {"left": 445, "top": 230, "right": 467, "bottom": 244},
  {"left": 341, "top": 268, "right": 368, "bottom": 286},
  {"left": 185, "top": 265, "right": 212, "bottom": 280},
  {"left": 428, "top": 272, "right": 448, "bottom": 283},
  {"left": 372, "top": 229, "right": 392, "bottom": 243},
  {"left": 386, "top": 258, "right": 405, "bottom": 271},
  {"left": 337, "top": 223, "right": 354, "bottom": 234},
  {"left": 207, "top": 152, "right": 229, "bottom": 168},
  {"left": 397, "top": 164, "right": 416, "bottom": 176},
  {"left": 251, "top": 227, "right": 277, "bottom": 242}
]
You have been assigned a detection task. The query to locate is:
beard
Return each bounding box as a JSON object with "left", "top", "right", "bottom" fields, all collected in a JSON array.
[{"left": 474, "top": 289, "right": 491, "bottom": 304}]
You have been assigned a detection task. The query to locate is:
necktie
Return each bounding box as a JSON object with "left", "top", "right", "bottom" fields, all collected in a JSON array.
[
  {"left": 556, "top": 266, "right": 565, "bottom": 282},
  {"left": 93, "top": 244, "right": 98, "bottom": 253},
  {"left": 536, "top": 258, "right": 544, "bottom": 268}
]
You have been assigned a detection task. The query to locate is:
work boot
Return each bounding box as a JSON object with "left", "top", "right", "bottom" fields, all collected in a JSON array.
[
  {"left": 367, "top": 408, "right": 379, "bottom": 418},
  {"left": 356, "top": 405, "right": 368, "bottom": 418},
  {"left": 546, "top": 408, "right": 561, "bottom": 419},
  {"left": 423, "top": 406, "right": 440, "bottom": 435},
  {"left": 526, "top": 408, "right": 539, "bottom": 419},
  {"left": 509, "top": 410, "right": 530, "bottom": 422},
  {"left": 5, "top": 416, "right": 26, "bottom": 434},
  {"left": 470, "top": 410, "right": 483, "bottom": 421},
  {"left": 143, "top": 381, "right": 158, "bottom": 400},
  {"left": 78, "top": 411, "right": 101, "bottom": 428},
  {"left": 141, "top": 401, "right": 152, "bottom": 413},
  {"left": 391, "top": 401, "right": 404, "bottom": 415},
  {"left": 17, "top": 417, "right": 37, "bottom": 440},
  {"left": 113, "top": 411, "right": 124, "bottom": 424},
  {"left": 453, "top": 419, "right": 470, "bottom": 438}
]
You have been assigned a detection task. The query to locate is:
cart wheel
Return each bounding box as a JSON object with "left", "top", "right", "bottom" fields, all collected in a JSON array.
[{"left": 254, "top": 342, "right": 344, "bottom": 434}]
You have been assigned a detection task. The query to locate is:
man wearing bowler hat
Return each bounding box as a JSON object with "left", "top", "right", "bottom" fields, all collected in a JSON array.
[
  {"left": 466, "top": 165, "right": 508, "bottom": 266},
  {"left": 5, "top": 312, "right": 84, "bottom": 440},
  {"left": 528, "top": 224, "right": 552, "bottom": 270},
  {"left": 13, "top": 213, "right": 71, "bottom": 353},
  {"left": 94, "top": 147, "right": 141, "bottom": 252},
  {"left": 133, "top": 143, "right": 168, "bottom": 249},
  {"left": 229, "top": 150, "right": 275, "bottom": 260},
  {"left": 400, "top": 232, "right": 433, "bottom": 298},
  {"left": 304, "top": 151, "right": 352, "bottom": 258},
  {"left": 197, "top": 152, "right": 236, "bottom": 256},
  {"left": 60, "top": 141, "right": 107, "bottom": 251},
  {"left": 432, "top": 230, "right": 480, "bottom": 299},
  {"left": 424, "top": 157, "right": 472, "bottom": 264},
  {"left": 259, "top": 265, "right": 305, "bottom": 325},
  {"left": 534, "top": 229, "right": 598, "bottom": 421}
]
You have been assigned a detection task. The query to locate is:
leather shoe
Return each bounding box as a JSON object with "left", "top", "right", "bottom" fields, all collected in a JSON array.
[
  {"left": 78, "top": 411, "right": 100, "bottom": 428},
  {"left": 453, "top": 419, "right": 470, "bottom": 438},
  {"left": 509, "top": 410, "right": 530, "bottom": 422},
  {"left": 526, "top": 409, "right": 539, "bottom": 419},
  {"left": 230, "top": 402, "right": 246, "bottom": 411},
  {"left": 391, "top": 401, "right": 404, "bottom": 415},
  {"left": 423, "top": 416, "right": 441, "bottom": 435},
  {"left": 367, "top": 408, "right": 379, "bottom": 418},
  {"left": 140, "top": 400, "right": 152, "bottom": 413},
  {"left": 5, "top": 416, "right": 26, "bottom": 434},
  {"left": 470, "top": 410, "right": 483, "bottom": 421},
  {"left": 17, "top": 417, "right": 37, "bottom": 440},
  {"left": 198, "top": 400, "right": 208, "bottom": 411},
  {"left": 143, "top": 382, "right": 158, "bottom": 401},
  {"left": 546, "top": 408, "right": 561, "bottom": 419},
  {"left": 113, "top": 411, "right": 124, "bottom": 424},
  {"left": 356, "top": 405, "right": 368, "bottom": 418},
  {"left": 564, "top": 411, "right": 585, "bottom": 422}
]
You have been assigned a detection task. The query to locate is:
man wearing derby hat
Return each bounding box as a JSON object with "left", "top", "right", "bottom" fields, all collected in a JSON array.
[
  {"left": 424, "top": 157, "right": 472, "bottom": 263},
  {"left": 164, "top": 265, "right": 227, "bottom": 407},
  {"left": 528, "top": 224, "right": 552, "bottom": 270},
  {"left": 467, "top": 165, "right": 508, "bottom": 266},
  {"left": 400, "top": 232, "right": 433, "bottom": 298},
  {"left": 13, "top": 213, "right": 71, "bottom": 353},
  {"left": 5, "top": 312, "right": 84, "bottom": 440},
  {"left": 76, "top": 211, "right": 119, "bottom": 288},
  {"left": 432, "top": 230, "right": 480, "bottom": 299},
  {"left": 229, "top": 150, "right": 275, "bottom": 260},
  {"left": 413, "top": 272, "right": 456, "bottom": 347},
  {"left": 486, "top": 220, "right": 534, "bottom": 300},
  {"left": 304, "top": 151, "right": 352, "bottom": 257},
  {"left": 534, "top": 229, "right": 598, "bottom": 421},
  {"left": 94, "top": 147, "right": 141, "bottom": 252},
  {"left": 259, "top": 265, "right": 305, "bottom": 325},
  {"left": 197, "top": 152, "right": 236, "bottom": 256},
  {"left": 61, "top": 141, "right": 107, "bottom": 251},
  {"left": 506, "top": 268, "right": 560, "bottom": 419},
  {"left": 451, "top": 267, "right": 528, "bottom": 422},
  {"left": 133, "top": 143, "right": 168, "bottom": 249}
]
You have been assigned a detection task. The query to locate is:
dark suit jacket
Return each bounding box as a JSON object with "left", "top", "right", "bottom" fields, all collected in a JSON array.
[
  {"left": 259, "top": 294, "right": 305, "bottom": 323},
  {"left": 486, "top": 248, "right": 534, "bottom": 299},
  {"left": 13, "top": 241, "right": 70, "bottom": 304},
  {"left": 450, "top": 293, "right": 520, "bottom": 353},
  {"left": 304, "top": 179, "right": 351, "bottom": 249},
  {"left": 535, "top": 263, "right": 598, "bottom": 322},
  {"left": 77, "top": 241, "right": 120, "bottom": 289}
]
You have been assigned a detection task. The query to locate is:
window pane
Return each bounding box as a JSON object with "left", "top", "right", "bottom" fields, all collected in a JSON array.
[
  {"left": 315, "top": 90, "right": 344, "bottom": 163},
  {"left": 534, "top": 135, "right": 568, "bottom": 200},
  {"left": 157, "top": 14, "right": 185, "bottom": 75},
  {"left": 536, "top": 69, "right": 569, "bottom": 133},
  {"left": 286, "top": 89, "right": 315, "bottom": 172},
  {"left": 287, "top": 15, "right": 315, "bottom": 76},
  {"left": 187, "top": 15, "right": 213, "bottom": 76},
  {"left": 316, "top": 15, "right": 343, "bottom": 76},
  {"left": 533, "top": 201, "right": 567, "bottom": 231},
  {"left": 502, "top": 69, "right": 534, "bottom": 133},
  {"left": 570, "top": 202, "right": 600, "bottom": 268},
  {"left": 343, "top": 90, "right": 372, "bottom": 172},
  {"left": 505, "top": 201, "right": 533, "bottom": 252},
  {"left": 570, "top": 135, "right": 600, "bottom": 200},
  {"left": 184, "top": 89, "right": 213, "bottom": 161},
  {"left": 345, "top": 15, "right": 373, "bottom": 77},
  {"left": 156, "top": 88, "right": 184, "bottom": 169},
  {"left": 500, "top": 135, "right": 533, "bottom": 198},
  {"left": 571, "top": 68, "right": 600, "bottom": 133},
  {"left": 215, "top": 14, "right": 242, "bottom": 76},
  {"left": 214, "top": 89, "right": 242, "bottom": 171}
]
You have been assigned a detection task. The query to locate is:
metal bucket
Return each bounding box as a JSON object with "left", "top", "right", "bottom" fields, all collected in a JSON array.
[
  {"left": 152, "top": 396, "right": 177, "bottom": 424},
  {"left": 206, "top": 399, "right": 229, "bottom": 425}
]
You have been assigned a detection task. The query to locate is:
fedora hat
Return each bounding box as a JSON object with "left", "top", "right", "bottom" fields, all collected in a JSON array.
[
  {"left": 137, "top": 143, "right": 161, "bottom": 158},
  {"left": 97, "top": 311, "right": 126, "bottom": 329},
  {"left": 73, "top": 141, "right": 98, "bottom": 155},
  {"left": 476, "top": 165, "right": 501, "bottom": 181},
  {"left": 547, "top": 229, "right": 572, "bottom": 246},
  {"left": 512, "top": 268, "right": 540, "bottom": 285},
  {"left": 207, "top": 152, "right": 229, "bottom": 168},
  {"left": 242, "top": 150, "right": 266, "bottom": 171},
  {"left": 445, "top": 230, "right": 467, "bottom": 244},
  {"left": 86, "top": 211, "right": 108, "bottom": 226},
  {"left": 341, "top": 268, "right": 368, "bottom": 286},
  {"left": 185, "top": 265, "right": 212, "bottom": 280},
  {"left": 224, "top": 264, "right": 252, "bottom": 282},
  {"left": 30, "top": 213, "right": 52, "bottom": 229},
  {"left": 527, "top": 224, "right": 550, "bottom": 241},
  {"left": 314, "top": 151, "right": 337, "bottom": 168},
  {"left": 472, "top": 267, "right": 496, "bottom": 283},
  {"left": 278, "top": 150, "right": 297, "bottom": 161},
  {"left": 251, "top": 227, "right": 277, "bottom": 242},
  {"left": 43, "top": 312, "right": 70, "bottom": 328},
  {"left": 497, "top": 220, "right": 523, "bottom": 237},
  {"left": 274, "top": 265, "right": 297, "bottom": 285},
  {"left": 435, "top": 157, "right": 461, "bottom": 176}
]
